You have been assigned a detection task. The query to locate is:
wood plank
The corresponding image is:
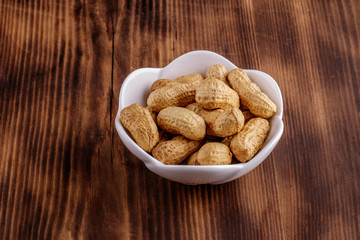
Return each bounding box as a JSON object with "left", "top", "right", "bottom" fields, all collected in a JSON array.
[
  {"left": 0, "top": 0, "right": 359, "bottom": 239},
  {"left": 0, "top": 0, "right": 115, "bottom": 239}
]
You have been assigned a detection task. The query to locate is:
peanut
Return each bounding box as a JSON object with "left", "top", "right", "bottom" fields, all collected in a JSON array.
[
  {"left": 206, "top": 64, "right": 227, "bottom": 83},
  {"left": 230, "top": 117, "right": 270, "bottom": 163},
  {"left": 120, "top": 104, "right": 159, "bottom": 152},
  {"left": 147, "top": 81, "right": 200, "bottom": 112},
  {"left": 210, "top": 108, "right": 244, "bottom": 137},
  {"left": 152, "top": 136, "right": 202, "bottom": 165},
  {"left": 192, "top": 142, "right": 232, "bottom": 165},
  {"left": 186, "top": 103, "right": 244, "bottom": 137},
  {"left": 195, "top": 78, "right": 240, "bottom": 109},
  {"left": 227, "top": 68, "right": 277, "bottom": 118},
  {"left": 157, "top": 107, "right": 206, "bottom": 140},
  {"left": 175, "top": 73, "right": 204, "bottom": 83},
  {"left": 149, "top": 73, "right": 204, "bottom": 93},
  {"left": 150, "top": 79, "right": 175, "bottom": 92},
  {"left": 187, "top": 151, "right": 200, "bottom": 165}
]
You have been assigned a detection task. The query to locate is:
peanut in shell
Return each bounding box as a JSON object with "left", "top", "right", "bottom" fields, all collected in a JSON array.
[
  {"left": 120, "top": 104, "right": 160, "bottom": 152},
  {"left": 196, "top": 142, "right": 232, "bottom": 165},
  {"left": 157, "top": 107, "right": 206, "bottom": 140},
  {"left": 230, "top": 117, "right": 270, "bottom": 162},
  {"left": 152, "top": 136, "right": 202, "bottom": 165},
  {"left": 195, "top": 78, "right": 240, "bottom": 110},
  {"left": 227, "top": 68, "right": 276, "bottom": 118},
  {"left": 206, "top": 64, "right": 228, "bottom": 83},
  {"left": 147, "top": 81, "right": 200, "bottom": 112}
]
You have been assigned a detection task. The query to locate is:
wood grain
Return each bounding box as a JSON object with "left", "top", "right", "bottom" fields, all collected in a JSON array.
[{"left": 1, "top": 0, "right": 359, "bottom": 239}]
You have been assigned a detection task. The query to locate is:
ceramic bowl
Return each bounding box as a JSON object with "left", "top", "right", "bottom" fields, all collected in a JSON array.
[{"left": 115, "top": 50, "right": 283, "bottom": 185}]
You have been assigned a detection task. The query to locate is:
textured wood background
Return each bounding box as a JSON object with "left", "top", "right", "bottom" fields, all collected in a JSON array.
[{"left": 1, "top": 0, "right": 359, "bottom": 239}]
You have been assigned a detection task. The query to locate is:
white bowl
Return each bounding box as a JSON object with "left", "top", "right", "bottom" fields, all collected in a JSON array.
[{"left": 115, "top": 50, "right": 284, "bottom": 185}]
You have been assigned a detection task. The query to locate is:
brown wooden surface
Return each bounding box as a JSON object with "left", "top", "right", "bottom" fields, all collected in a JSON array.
[{"left": 1, "top": 0, "right": 359, "bottom": 239}]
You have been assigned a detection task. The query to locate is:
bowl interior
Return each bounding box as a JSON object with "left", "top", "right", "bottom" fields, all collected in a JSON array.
[{"left": 115, "top": 50, "right": 283, "bottom": 184}]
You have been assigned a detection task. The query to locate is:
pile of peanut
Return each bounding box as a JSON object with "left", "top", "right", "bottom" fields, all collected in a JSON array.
[{"left": 120, "top": 64, "right": 277, "bottom": 165}]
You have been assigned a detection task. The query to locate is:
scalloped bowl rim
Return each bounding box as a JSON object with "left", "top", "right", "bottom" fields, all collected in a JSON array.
[{"left": 115, "top": 50, "right": 284, "bottom": 185}]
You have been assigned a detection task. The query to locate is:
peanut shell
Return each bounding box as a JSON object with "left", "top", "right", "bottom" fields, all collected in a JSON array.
[
  {"left": 157, "top": 107, "right": 206, "bottom": 140},
  {"left": 147, "top": 81, "right": 200, "bottom": 112},
  {"left": 149, "top": 73, "right": 204, "bottom": 93},
  {"left": 187, "top": 151, "right": 200, "bottom": 165},
  {"left": 209, "top": 108, "right": 244, "bottom": 137},
  {"left": 120, "top": 104, "right": 159, "bottom": 152},
  {"left": 195, "top": 78, "right": 240, "bottom": 109},
  {"left": 175, "top": 73, "right": 204, "bottom": 83},
  {"left": 150, "top": 79, "right": 176, "bottom": 92},
  {"left": 152, "top": 136, "right": 202, "bottom": 165},
  {"left": 227, "top": 68, "right": 277, "bottom": 118},
  {"left": 206, "top": 64, "right": 228, "bottom": 83},
  {"left": 230, "top": 117, "right": 270, "bottom": 162},
  {"left": 196, "top": 142, "right": 232, "bottom": 165}
]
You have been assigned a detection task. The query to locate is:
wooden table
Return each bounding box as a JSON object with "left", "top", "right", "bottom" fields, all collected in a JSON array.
[{"left": 1, "top": 0, "right": 359, "bottom": 239}]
